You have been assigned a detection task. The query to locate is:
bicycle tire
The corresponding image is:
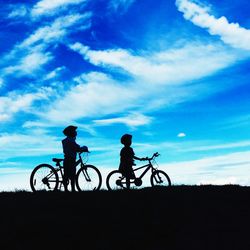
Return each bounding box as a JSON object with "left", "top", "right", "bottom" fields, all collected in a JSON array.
[
  {"left": 30, "top": 164, "right": 59, "bottom": 192},
  {"left": 150, "top": 170, "right": 171, "bottom": 187},
  {"left": 106, "top": 170, "right": 126, "bottom": 190},
  {"left": 76, "top": 165, "right": 102, "bottom": 191}
]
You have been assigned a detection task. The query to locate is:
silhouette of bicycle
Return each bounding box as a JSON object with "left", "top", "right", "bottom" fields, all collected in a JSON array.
[
  {"left": 30, "top": 151, "right": 102, "bottom": 192},
  {"left": 106, "top": 152, "right": 171, "bottom": 190}
]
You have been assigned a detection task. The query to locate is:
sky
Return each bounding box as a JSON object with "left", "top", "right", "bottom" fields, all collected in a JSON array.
[{"left": 1, "top": 0, "right": 250, "bottom": 190}]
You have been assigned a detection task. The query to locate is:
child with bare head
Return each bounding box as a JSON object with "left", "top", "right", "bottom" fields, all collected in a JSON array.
[{"left": 119, "top": 134, "right": 145, "bottom": 189}]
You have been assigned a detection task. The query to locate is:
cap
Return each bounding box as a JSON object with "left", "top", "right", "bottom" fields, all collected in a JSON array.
[{"left": 63, "top": 125, "right": 78, "bottom": 136}]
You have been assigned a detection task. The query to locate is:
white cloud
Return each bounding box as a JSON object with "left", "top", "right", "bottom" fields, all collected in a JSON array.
[
  {"left": 70, "top": 42, "right": 239, "bottom": 85},
  {"left": 0, "top": 132, "right": 61, "bottom": 159},
  {"left": 162, "top": 150, "right": 250, "bottom": 185},
  {"left": 218, "top": 114, "right": 250, "bottom": 129},
  {"left": 0, "top": 171, "right": 31, "bottom": 191},
  {"left": 32, "top": 0, "right": 87, "bottom": 16},
  {"left": 108, "top": 0, "right": 135, "bottom": 13},
  {"left": 177, "top": 132, "right": 186, "bottom": 138},
  {"left": 8, "top": 5, "right": 29, "bottom": 18},
  {"left": 28, "top": 39, "right": 242, "bottom": 128},
  {"left": 21, "top": 13, "right": 91, "bottom": 48},
  {"left": 93, "top": 112, "right": 152, "bottom": 128},
  {"left": 4, "top": 46, "right": 52, "bottom": 76},
  {"left": 0, "top": 13, "right": 91, "bottom": 81},
  {"left": 182, "top": 140, "right": 250, "bottom": 152},
  {"left": 176, "top": 0, "right": 250, "bottom": 51},
  {"left": 38, "top": 72, "right": 142, "bottom": 123},
  {"left": 0, "top": 88, "right": 52, "bottom": 122},
  {"left": 44, "top": 66, "right": 66, "bottom": 80}
]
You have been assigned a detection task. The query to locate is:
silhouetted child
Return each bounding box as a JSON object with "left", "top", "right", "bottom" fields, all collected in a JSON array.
[
  {"left": 119, "top": 134, "right": 145, "bottom": 189},
  {"left": 62, "top": 125, "right": 86, "bottom": 192}
]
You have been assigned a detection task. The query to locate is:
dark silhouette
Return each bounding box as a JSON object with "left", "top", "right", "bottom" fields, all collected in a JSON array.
[
  {"left": 118, "top": 134, "right": 145, "bottom": 189},
  {"left": 107, "top": 151, "right": 171, "bottom": 190},
  {"left": 29, "top": 126, "right": 102, "bottom": 192},
  {"left": 1, "top": 186, "right": 250, "bottom": 249},
  {"left": 62, "top": 125, "right": 83, "bottom": 191}
]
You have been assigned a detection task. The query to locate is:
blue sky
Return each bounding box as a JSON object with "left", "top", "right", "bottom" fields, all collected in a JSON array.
[{"left": 1, "top": 0, "right": 250, "bottom": 190}]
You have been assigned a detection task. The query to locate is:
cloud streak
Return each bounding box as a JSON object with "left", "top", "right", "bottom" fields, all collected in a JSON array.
[
  {"left": 0, "top": 88, "right": 52, "bottom": 122},
  {"left": 162, "top": 150, "right": 250, "bottom": 185},
  {"left": 176, "top": 0, "right": 250, "bottom": 51},
  {"left": 37, "top": 72, "right": 142, "bottom": 123},
  {"left": 70, "top": 42, "right": 239, "bottom": 85},
  {"left": 0, "top": 13, "right": 91, "bottom": 84},
  {"left": 21, "top": 13, "right": 91, "bottom": 48},
  {"left": 93, "top": 112, "right": 152, "bottom": 128},
  {"left": 108, "top": 0, "right": 135, "bottom": 13},
  {"left": 31, "top": 0, "right": 87, "bottom": 17}
]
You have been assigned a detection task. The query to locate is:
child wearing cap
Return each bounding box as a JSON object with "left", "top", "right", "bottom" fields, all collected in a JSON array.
[
  {"left": 62, "top": 125, "right": 85, "bottom": 192},
  {"left": 119, "top": 134, "right": 145, "bottom": 189}
]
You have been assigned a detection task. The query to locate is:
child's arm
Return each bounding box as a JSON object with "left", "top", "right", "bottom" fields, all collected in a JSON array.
[{"left": 133, "top": 155, "right": 146, "bottom": 161}]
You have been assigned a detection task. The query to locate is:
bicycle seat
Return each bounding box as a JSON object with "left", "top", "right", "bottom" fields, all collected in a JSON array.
[{"left": 52, "top": 158, "right": 64, "bottom": 164}]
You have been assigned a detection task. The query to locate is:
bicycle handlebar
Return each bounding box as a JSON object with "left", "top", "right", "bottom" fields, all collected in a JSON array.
[{"left": 144, "top": 152, "right": 160, "bottom": 161}]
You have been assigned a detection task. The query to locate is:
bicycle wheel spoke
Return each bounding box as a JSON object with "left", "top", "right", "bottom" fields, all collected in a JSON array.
[
  {"left": 150, "top": 170, "right": 171, "bottom": 187},
  {"left": 30, "top": 164, "right": 59, "bottom": 192},
  {"left": 106, "top": 170, "right": 126, "bottom": 190},
  {"left": 76, "top": 165, "right": 102, "bottom": 191}
]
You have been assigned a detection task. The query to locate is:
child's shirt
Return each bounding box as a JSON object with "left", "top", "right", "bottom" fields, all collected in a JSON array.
[
  {"left": 120, "top": 146, "right": 135, "bottom": 167},
  {"left": 62, "top": 136, "right": 81, "bottom": 160}
]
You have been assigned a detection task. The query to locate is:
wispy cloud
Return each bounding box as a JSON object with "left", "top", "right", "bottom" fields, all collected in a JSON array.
[
  {"left": 30, "top": 39, "right": 242, "bottom": 127},
  {"left": 31, "top": 0, "right": 87, "bottom": 17},
  {"left": 176, "top": 0, "right": 250, "bottom": 51},
  {"left": 8, "top": 4, "right": 29, "bottom": 19},
  {"left": 0, "top": 13, "right": 91, "bottom": 83},
  {"left": 37, "top": 72, "right": 141, "bottom": 123},
  {"left": 43, "top": 66, "right": 66, "bottom": 80},
  {"left": 185, "top": 140, "right": 250, "bottom": 152},
  {"left": 0, "top": 131, "right": 60, "bottom": 159},
  {"left": 21, "top": 13, "right": 91, "bottom": 48},
  {"left": 0, "top": 87, "right": 53, "bottom": 122},
  {"left": 3, "top": 46, "right": 52, "bottom": 76},
  {"left": 70, "top": 42, "right": 239, "bottom": 85},
  {"left": 218, "top": 114, "right": 250, "bottom": 129},
  {"left": 108, "top": 0, "right": 135, "bottom": 13},
  {"left": 162, "top": 150, "right": 250, "bottom": 185},
  {"left": 93, "top": 112, "right": 152, "bottom": 128}
]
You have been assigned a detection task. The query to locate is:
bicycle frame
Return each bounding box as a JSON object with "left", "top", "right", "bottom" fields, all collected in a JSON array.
[
  {"left": 106, "top": 152, "right": 170, "bottom": 190},
  {"left": 53, "top": 153, "right": 87, "bottom": 190},
  {"left": 133, "top": 162, "right": 156, "bottom": 180}
]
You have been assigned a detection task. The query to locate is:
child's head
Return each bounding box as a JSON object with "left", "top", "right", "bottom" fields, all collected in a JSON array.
[
  {"left": 120, "top": 134, "right": 132, "bottom": 146},
  {"left": 63, "top": 125, "right": 77, "bottom": 138}
]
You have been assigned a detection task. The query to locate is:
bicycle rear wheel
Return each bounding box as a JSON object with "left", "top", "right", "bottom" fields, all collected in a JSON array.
[
  {"left": 106, "top": 170, "right": 126, "bottom": 190},
  {"left": 30, "top": 164, "right": 59, "bottom": 192},
  {"left": 150, "top": 170, "right": 171, "bottom": 187},
  {"left": 76, "top": 165, "right": 102, "bottom": 191}
]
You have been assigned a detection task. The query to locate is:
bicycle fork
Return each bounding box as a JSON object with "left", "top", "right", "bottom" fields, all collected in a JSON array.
[
  {"left": 153, "top": 172, "right": 163, "bottom": 184},
  {"left": 80, "top": 168, "right": 91, "bottom": 182}
]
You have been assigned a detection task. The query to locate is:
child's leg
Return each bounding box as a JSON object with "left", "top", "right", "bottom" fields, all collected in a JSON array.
[
  {"left": 63, "top": 180, "right": 68, "bottom": 191},
  {"left": 70, "top": 176, "right": 75, "bottom": 192},
  {"left": 126, "top": 177, "right": 130, "bottom": 189},
  {"left": 63, "top": 172, "right": 69, "bottom": 191}
]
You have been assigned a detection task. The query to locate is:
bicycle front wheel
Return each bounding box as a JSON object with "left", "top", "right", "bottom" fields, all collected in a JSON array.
[
  {"left": 30, "top": 164, "right": 59, "bottom": 192},
  {"left": 106, "top": 170, "right": 126, "bottom": 190},
  {"left": 150, "top": 170, "right": 171, "bottom": 187},
  {"left": 76, "top": 165, "right": 102, "bottom": 191}
]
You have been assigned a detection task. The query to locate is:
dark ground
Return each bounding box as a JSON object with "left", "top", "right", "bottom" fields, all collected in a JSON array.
[{"left": 0, "top": 185, "right": 249, "bottom": 250}]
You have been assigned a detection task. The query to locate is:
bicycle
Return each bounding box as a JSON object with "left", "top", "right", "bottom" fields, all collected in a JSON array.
[
  {"left": 30, "top": 151, "right": 102, "bottom": 192},
  {"left": 106, "top": 152, "right": 171, "bottom": 190}
]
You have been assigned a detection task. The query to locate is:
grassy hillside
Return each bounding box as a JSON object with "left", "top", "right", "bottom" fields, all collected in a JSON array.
[{"left": 0, "top": 186, "right": 249, "bottom": 250}]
